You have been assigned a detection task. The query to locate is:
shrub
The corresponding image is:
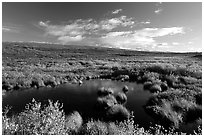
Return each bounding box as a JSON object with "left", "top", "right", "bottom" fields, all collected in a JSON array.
[
  {"left": 65, "top": 111, "right": 83, "bottom": 134},
  {"left": 31, "top": 78, "right": 45, "bottom": 88},
  {"left": 145, "top": 100, "right": 183, "bottom": 128},
  {"left": 2, "top": 99, "right": 84, "bottom": 135},
  {"left": 162, "top": 75, "right": 176, "bottom": 87},
  {"left": 160, "top": 82, "right": 168, "bottom": 91},
  {"left": 108, "top": 117, "right": 150, "bottom": 135},
  {"left": 83, "top": 120, "right": 108, "bottom": 135},
  {"left": 149, "top": 84, "right": 162, "bottom": 93},
  {"left": 116, "top": 92, "right": 127, "bottom": 104},
  {"left": 96, "top": 95, "right": 117, "bottom": 109},
  {"left": 43, "top": 76, "right": 57, "bottom": 87},
  {"left": 2, "top": 99, "right": 67, "bottom": 135},
  {"left": 97, "top": 87, "right": 114, "bottom": 96},
  {"left": 122, "top": 85, "right": 129, "bottom": 93},
  {"left": 146, "top": 65, "right": 174, "bottom": 75},
  {"left": 106, "top": 104, "right": 130, "bottom": 121},
  {"left": 143, "top": 81, "right": 152, "bottom": 90}
]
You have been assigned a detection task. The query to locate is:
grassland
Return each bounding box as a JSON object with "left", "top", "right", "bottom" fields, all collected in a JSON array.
[{"left": 2, "top": 41, "right": 202, "bottom": 135}]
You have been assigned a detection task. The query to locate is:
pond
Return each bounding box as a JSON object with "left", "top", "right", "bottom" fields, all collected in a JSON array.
[
  {"left": 3, "top": 79, "right": 154, "bottom": 128},
  {"left": 2, "top": 79, "right": 199, "bottom": 133}
]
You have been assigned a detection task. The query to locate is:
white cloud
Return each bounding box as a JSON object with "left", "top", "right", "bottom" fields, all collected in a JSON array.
[
  {"left": 58, "top": 35, "right": 84, "bottom": 44},
  {"left": 2, "top": 27, "right": 11, "bottom": 32},
  {"left": 2, "top": 26, "right": 19, "bottom": 33},
  {"left": 172, "top": 42, "right": 179, "bottom": 45},
  {"left": 188, "top": 41, "right": 193, "bottom": 44},
  {"left": 39, "top": 21, "right": 49, "bottom": 27},
  {"left": 102, "top": 31, "right": 132, "bottom": 38},
  {"left": 141, "top": 21, "right": 151, "bottom": 24},
  {"left": 100, "top": 27, "right": 184, "bottom": 50},
  {"left": 155, "top": 2, "right": 163, "bottom": 14},
  {"left": 99, "top": 16, "right": 135, "bottom": 31},
  {"left": 135, "top": 27, "right": 184, "bottom": 38},
  {"left": 39, "top": 18, "right": 185, "bottom": 51},
  {"left": 156, "top": 43, "right": 169, "bottom": 48},
  {"left": 155, "top": 8, "right": 163, "bottom": 14},
  {"left": 38, "top": 15, "right": 135, "bottom": 44},
  {"left": 112, "top": 9, "right": 123, "bottom": 14}
]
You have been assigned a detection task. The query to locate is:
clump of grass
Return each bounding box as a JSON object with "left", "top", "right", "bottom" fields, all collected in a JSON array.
[
  {"left": 143, "top": 81, "right": 152, "bottom": 90},
  {"left": 145, "top": 100, "right": 183, "bottom": 127},
  {"left": 160, "top": 82, "right": 168, "bottom": 91},
  {"left": 161, "top": 75, "right": 176, "bottom": 87},
  {"left": 106, "top": 104, "right": 130, "bottom": 121},
  {"left": 122, "top": 85, "right": 129, "bottom": 93},
  {"left": 31, "top": 78, "right": 45, "bottom": 88},
  {"left": 146, "top": 65, "right": 174, "bottom": 75},
  {"left": 116, "top": 92, "right": 127, "bottom": 104},
  {"left": 43, "top": 76, "right": 57, "bottom": 87},
  {"left": 65, "top": 111, "right": 83, "bottom": 134},
  {"left": 96, "top": 95, "right": 117, "bottom": 109},
  {"left": 149, "top": 84, "right": 162, "bottom": 93},
  {"left": 82, "top": 120, "right": 108, "bottom": 135},
  {"left": 97, "top": 87, "right": 114, "bottom": 96}
]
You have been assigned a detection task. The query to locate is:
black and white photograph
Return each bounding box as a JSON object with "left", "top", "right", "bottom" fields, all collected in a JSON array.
[{"left": 2, "top": 1, "right": 202, "bottom": 135}]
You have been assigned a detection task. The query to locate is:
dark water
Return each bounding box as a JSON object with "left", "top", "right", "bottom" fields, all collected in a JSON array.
[
  {"left": 2, "top": 79, "right": 199, "bottom": 133},
  {"left": 3, "top": 79, "right": 154, "bottom": 128}
]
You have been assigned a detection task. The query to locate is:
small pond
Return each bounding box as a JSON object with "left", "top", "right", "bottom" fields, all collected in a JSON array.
[
  {"left": 3, "top": 79, "right": 154, "bottom": 128},
  {"left": 2, "top": 79, "right": 199, "bottom": 133}
]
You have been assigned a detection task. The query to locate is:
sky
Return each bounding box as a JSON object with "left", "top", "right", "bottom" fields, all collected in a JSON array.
[{"left": 2, "top": 2, "right": 202, "bottom": 52}]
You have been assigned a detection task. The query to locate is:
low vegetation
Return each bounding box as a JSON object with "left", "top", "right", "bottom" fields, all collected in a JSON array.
[
  {"left": 2, "top": 42, "right": 202, "bottom": 134},
  {"left": 2, "top": 99, "right": 202, "bottom": 135}
]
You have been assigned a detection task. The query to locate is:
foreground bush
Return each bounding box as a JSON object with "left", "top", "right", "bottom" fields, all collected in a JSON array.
[
  {"left": 2, "top": 99, "right": 202, "bottom": 135},
  {"left": 2, "top": 99, "right": 82, "bottom": 135}
]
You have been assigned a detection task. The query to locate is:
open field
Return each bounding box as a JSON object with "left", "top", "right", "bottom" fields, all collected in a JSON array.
[{"left": 2, "top": 41, "right": 202, "bottom": 135}]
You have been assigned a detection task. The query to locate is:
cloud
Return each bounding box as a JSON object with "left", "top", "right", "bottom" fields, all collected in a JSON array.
[
  {"left": 112, "top": 9, "right": 123, "bottom": 14},
  {"left": 172, "top": 42, "right": 179, "bottom": 45},
  {"left": 58, "top": 35, "right": 84, "bottom": 44},
  {"left": 188, "top": 41, "right": 193, "bottom": 44},
  {"left": 102, "top": 31, "right": 132, "bottom": 38},
  {"left": 2, "top": 27, "right": 11, "bottom": 32},
  {"left": 38, "top": 17, "right": 185, "bottom": 51},
  {"left": 99, "top": 16, "right": 135, "bottom": 31},
  {"left": 38, "top": 15, "right": 135, "bottom": 43},
  {"left": 155, "top": 2, "right": 163, "bottom": 14},
  {"left": 156, "top": 43, "right": 169, "bottom": 48},
  {"left": 155, "top": 8, "right": 163, "bottom": 14},
  {"left": 141, "top": 21, "right": 151, "bottom": 24},
  {"left": 135, "top": 27, "right": 184, "bottom": 38},
  {"left": 100, "top": 27, "right": 184, "bottom": 50},
  {"left": 2, "top": 26, "right": 19, "bottom": 33}
]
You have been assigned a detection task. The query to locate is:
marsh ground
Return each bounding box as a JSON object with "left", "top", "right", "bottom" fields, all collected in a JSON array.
[{"left": 2, "top": 42, "right": 202, "bottom": 135}]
